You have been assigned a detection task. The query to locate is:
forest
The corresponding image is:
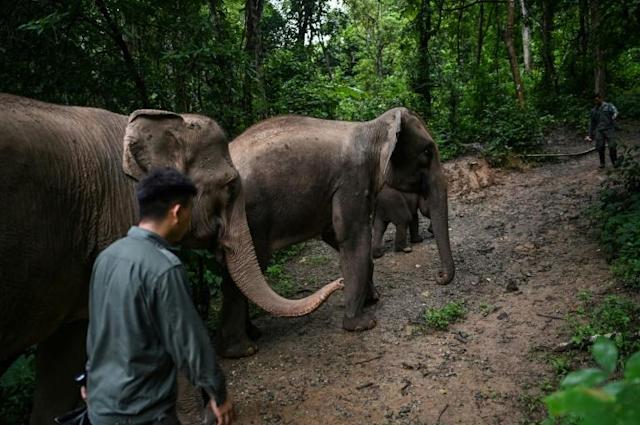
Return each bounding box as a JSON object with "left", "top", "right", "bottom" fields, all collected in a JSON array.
[
  {"left": 1, "top": 0, "right": 640, "bottom": 424},
  {"left": 2, "top": 0, "right": 639, "bottom": 153}
]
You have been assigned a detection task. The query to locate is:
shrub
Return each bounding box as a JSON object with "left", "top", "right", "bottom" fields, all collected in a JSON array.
[
  {"left": 447, "top": 97, "right": 551, "bottom": 165},
  {"left": 544, "top": 337, "right": 640, "bottom": 425},
  {"left": 0, "top": 354, "right": 36, "bottom": 425},
  {"left": 568, "top": 295, "right": 640, "bottom": 356},
  {"left": 591, "top": 146, "right": 640, "bottom": 289}
]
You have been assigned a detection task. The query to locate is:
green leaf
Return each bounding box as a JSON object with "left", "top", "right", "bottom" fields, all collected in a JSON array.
[
  {"left": 592, "top": 337, "right": 618, "bottom": 374},
  {"left": 545, "top": 387, "right": 615, "bottom": 423},
  {"left": 624, "top": 352, "right": 640, "bottom": 379},
  {"left": 617, "top": 382, "right": 640, "bottom": 425},
  {"left": 561, "top": 368, "right": 608, "bottom": 389},
  {"left": 602, "top": 381, "right": 625, "bottom": 397}
]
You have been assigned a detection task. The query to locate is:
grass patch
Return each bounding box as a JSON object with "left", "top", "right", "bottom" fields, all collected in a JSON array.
[
  {"left": 423, "top": 301, "right": 466, "bottom": 330},
  {"left": 303, "top": 254, "right": 331, "bottom": 266},
  {"left": 479, "top": 302, "right": 494, "bottom": 317},
  {"left": 567, "top": 295, "right": 640, "bottom": 357}
]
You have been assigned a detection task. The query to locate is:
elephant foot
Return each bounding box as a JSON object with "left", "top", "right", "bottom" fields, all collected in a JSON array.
[
  {"left": 218, "top": 334, "right": 258, "bottom": 358},
  {"left": 343, "top": 312, "right": 377, "bottom": 332},
  {"left": 410, "top": 235, "right": 424, "bottom": 243},
  {"left": 372, "top": 248, "right": 385, "bottom": 259},
  {"left": 247, "top": 322, "right": 262, "bottom": 341},
  {"left": 365, "top": 285, "right": 380, "bottom": 306}
]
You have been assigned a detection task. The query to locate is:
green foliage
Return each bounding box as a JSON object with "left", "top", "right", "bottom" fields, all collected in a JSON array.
[
  {"left": 551, "top": 355, "right": 573, "bottom": 379},
  {"left": 0, "top": 354, "right": 36, "bottom": 425},
  {"left": 543, "top": 338, "right": 640, "bottom": 425},
  {"left": 451, "top": 98, "right": 551, "bottom": 164},
  {"left": 591, "top": 146, "right": 640, "bottom": 288},
  {"left": 264, "top": 244, "right": 305, "bottom": 296},
  {"left": 568, "top": 296, "right": 640, "bottom": 356},
  {"left": 180, "top": 249, "right": 224, "bottom": 292},
  {"left": 423, "top": 301, "right": 466, "bottom": 330}
]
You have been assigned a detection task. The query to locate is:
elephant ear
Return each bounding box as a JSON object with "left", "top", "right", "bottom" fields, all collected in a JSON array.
[
  {"left": 375, "top": 108, "right": 403, "bottom": 191},
  {"left": 123, "top": 109, "right": 186, "bottom": 181}
]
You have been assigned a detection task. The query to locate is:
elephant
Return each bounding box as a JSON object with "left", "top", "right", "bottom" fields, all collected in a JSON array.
[
  {"left": 0, "top": 94, "right": 342, "bottom": 424},
  {"left": 372, "top": 184, "right": 432, "bottom": 258},
  {"left": 219, "top": 107, "right": 455, "bottom": 358}
]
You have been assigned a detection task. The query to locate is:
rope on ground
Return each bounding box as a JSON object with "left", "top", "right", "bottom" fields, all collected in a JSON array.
[{"left": 519, "top": 147, "right": 596, "bottom": 158}]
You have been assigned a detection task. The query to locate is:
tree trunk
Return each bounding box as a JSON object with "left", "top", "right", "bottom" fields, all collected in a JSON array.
[
  {"left": 243, "top": 0, "right": 265, "bottom": 121},
  {"left": 477, "top": 3, "right": 485, "bottom": 66},
  {"left": 208, "top": 0, "right": 226, "bottom": 38},
  {"left": 590, "top": 0, "right": 606, "bottom": 96},
  {"left": 94, "top": 0, "right": 149, "bottom": 106},
  {"left": 504, "top": 0, "right": 525, "bottom": 107},
  {"left": 415, "top": 0, "right": 433, "bottom": 117},
  {"left": 518, "top": 0, "right": 532, "bottom": 72},
  {"left": 541, "top": 0, "right": 556, "bottom": 92}
]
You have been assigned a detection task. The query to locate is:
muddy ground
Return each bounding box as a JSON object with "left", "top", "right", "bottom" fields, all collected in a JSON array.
[{"left": 219, "top": 124, "right": 639, "bottom": 425}]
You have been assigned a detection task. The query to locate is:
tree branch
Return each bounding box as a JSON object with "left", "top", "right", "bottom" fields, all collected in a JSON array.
[
  {"left": 94, "top": 0, "right": 149, "bottom": 106},
  {"left": 445, "top": 0, "right": 506, "bottom": 12}
]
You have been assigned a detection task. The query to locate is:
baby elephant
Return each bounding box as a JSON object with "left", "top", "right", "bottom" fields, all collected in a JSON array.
[{"left": 373, "top": 185, "right": 432, "bottom": 258}]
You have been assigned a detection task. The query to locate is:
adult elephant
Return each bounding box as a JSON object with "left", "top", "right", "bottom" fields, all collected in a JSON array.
[
  {"left": 0, "top": 94, "right": 341, "bottom": 425},
  {"left": 220, "top": 107, "right": 454, "bottom": 357}
]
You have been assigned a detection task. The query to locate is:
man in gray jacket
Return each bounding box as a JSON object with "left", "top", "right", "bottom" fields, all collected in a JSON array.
[
  {"left": 586, "top": 93, "right": 619, "bottom": 168},
  {"left": 86, "top": 168, "right": 234, "bottom": 425}
]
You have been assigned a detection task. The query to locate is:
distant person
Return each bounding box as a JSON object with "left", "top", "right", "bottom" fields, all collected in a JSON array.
[
  {"left": 586, "top": 93, "right": 619, "bottom": 169},
  {"left": 85, "top": 168, "right": 234, "bottom": 425}
]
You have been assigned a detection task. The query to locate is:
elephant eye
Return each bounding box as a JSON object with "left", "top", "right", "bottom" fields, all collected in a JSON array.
[{"left": 225, "top": 176, "right": 239, "bottom": 198}]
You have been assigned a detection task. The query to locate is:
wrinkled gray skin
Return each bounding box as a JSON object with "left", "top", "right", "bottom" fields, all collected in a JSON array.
[
  {"left": 220, "top": 107, "right": 455, "bottom": 358},
  {"left": 372, "top": 184, "right": 432, "bottom": 258},
  {"left": 0, "top": 94, "right": 340, "bottom": 424}
]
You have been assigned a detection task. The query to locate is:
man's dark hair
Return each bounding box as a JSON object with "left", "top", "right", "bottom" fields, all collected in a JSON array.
[
  {"left": 595, "top": 92, "right": 603, "bottom": 99},
  {"left": 136, "top": 168, "right": 198, "bottom": 220}
]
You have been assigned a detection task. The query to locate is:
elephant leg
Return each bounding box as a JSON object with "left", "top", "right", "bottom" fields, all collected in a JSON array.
[
  {"left": 339, "top": 232, "right": 377, "bottom": 331},
  {"left": 325, "top": 227, "right": 379, "bottom": 306},
  {"left": 393, "top": 222, "right": 411, "bottom": 253},
  {"left": 218, "top": 272, "right": 258, "bottom": 358},
  {"left": 372, "top": 218, "right": 388, "bottom": 259},
  {"left": 332, "top": 195, "right": 377, "bottom": 332},
  {"left": 409, "top": 212, "right": 423, "bottom": 243},
  {"left": 30, "top": 320, "right": 87, "bottom": 425}
]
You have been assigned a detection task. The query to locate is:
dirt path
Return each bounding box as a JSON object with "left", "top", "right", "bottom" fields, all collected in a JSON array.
[{"left": 220, "top": 125, "right": 638, "bottom": 425}]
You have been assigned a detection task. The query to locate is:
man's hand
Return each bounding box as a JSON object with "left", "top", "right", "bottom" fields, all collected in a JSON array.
[
  {"left": 80, "top": 386, "right": 88, "bottom": 402},
  {"left": 585, "top": 136, "right": 592, "bottom": 142},
  {"left": 210, "top": 398, "right": 235, "bottom": 425}
]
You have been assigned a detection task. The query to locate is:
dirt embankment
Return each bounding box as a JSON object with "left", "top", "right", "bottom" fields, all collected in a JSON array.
[{"left": 219, "top": 124, "right": 638, "bottom": 425}]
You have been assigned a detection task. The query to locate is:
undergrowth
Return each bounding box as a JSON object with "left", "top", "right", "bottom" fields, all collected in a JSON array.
[
  {"left": 423, "top": 301, "right": 466, "bottom": 330},
  {"left": 541, "top": 144, "right": 640, "bottom": 424},
  {"left": 590, "top": 145, "right": 640, "bottom": 288},
  {"left": 544, "top": 338, "right": 640, "bottom": 425},
  {"left": 0, "top": 353, "right": 36, "bottom": 425}
]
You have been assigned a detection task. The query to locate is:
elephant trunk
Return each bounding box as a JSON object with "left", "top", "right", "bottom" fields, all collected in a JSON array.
[
  {"left": 427, "top": 172, "right": 455, "bottom": 285},
  {"left": 220, "top": 190, "right": 343, "bottom": 316}
]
